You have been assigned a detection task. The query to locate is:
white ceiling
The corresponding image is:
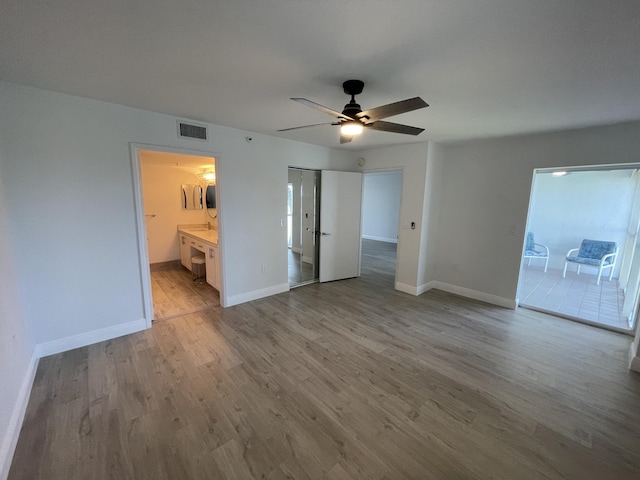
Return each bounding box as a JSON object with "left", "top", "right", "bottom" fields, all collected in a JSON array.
[
  {"left": 2, "top": 1, "right": 639, "bottom": 150},
  {"left": 140, "top": 151, "right": 214, "bottom": 170}
]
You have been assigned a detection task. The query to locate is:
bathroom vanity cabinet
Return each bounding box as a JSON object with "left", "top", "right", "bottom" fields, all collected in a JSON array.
[{"left": 178, "top": 226, "right": 220, "bottom": 291}]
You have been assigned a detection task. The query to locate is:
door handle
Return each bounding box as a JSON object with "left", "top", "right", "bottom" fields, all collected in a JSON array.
[{"left": 321, "top": 232, "right": 331, "bottom": 236}]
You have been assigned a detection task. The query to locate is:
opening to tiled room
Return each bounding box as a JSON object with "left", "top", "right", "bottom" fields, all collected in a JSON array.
[{"left": 519, "top": 167, "right": 640, "bottom": 333}]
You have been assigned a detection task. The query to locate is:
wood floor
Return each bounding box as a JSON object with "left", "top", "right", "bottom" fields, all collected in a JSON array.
[
  {"left": 9, "top": 241, "right": 640, "bottom": 479},
  {"left": 150, "top": 263, "right": 219, "bottom": 321},
  {"left": 288, "top": 249, "right": 315, "bottom": 287}
]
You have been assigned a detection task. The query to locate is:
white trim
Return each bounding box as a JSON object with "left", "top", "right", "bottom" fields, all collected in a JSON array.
[
  {"left": 129, "top": 143, "right": 154, "bottom": 328},
  {"left": 417, "top": 281, "right": 436, "bottom": 295},
  {"left": 225, "top": 283, "right": 290, "bottom": 307},
  {"left": 395, "top": 281, "right": 419, "bottom": 295},
  {"left": 629, "top": 344, "right": 640, "bottom": 372},
  {"left": 420, "top": 281, "right": 517, "bottom": 309},
  {"left": 361, "top": 167, "right": 404, "bottom": 287},
  {"left": 129, "top": 142, "right": 227, "bottom": 312},
  {"left": 302, "top": 255, "right": 313, "bottom": 264},
  {"left": 291, "top": 247, "right": 301, "bottom": 254},
  {"left": 34, "top": 318, "right": 147, "bottom": 358},
  {"left": 0, "top": 353, "right": 38, "bottom": 480},
  {"left": 362, "top": 234, "right": 398, "bottom": 244}
]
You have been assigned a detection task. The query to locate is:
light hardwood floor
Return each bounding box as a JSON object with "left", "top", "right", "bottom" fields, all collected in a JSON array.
[
  {"left": 150, "top": 263, "right": 220, "bottom": 321},
  {"left": 9, "top": 241, "right": 640, "bottom": 479}
]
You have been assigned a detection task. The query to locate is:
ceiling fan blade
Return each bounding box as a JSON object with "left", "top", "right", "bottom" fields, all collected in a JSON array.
[
  {"left": 366, "top": 120, "right": 425, "bottom": 136},
  {"left": 340, "top": 134, "right": 353, "bottom": 144},
  {"left": 277, "top": 122, "right": 336, "bottom": 132},
  {"left": 292, "top": 98, "right": 353, "bottom": 121},
  {"left": 357, "top": 97, "right": 428, "bottom": 123}
]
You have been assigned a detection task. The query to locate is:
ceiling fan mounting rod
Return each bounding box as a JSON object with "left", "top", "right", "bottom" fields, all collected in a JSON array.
[{"left": 342, "top": 79, "right": 364, "bottom": 97}]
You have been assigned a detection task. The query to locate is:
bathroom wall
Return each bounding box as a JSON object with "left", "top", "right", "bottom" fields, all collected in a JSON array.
[{"left": 140, "top": 156, "right": 216, "bottom": 264}]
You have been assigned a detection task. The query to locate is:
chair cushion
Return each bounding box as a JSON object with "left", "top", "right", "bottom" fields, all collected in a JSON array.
[
  {"left": 576, "top": 239, "right": 616, "bottom": 264},
  {"left": 525, "top": 232, "right": 535, "bottom": 251},
  {"left": 525, "top": 249, "right": 546, "bottom": 257},
  {"left": 565, "top": 257, "right": 604, "bottom": 267}
]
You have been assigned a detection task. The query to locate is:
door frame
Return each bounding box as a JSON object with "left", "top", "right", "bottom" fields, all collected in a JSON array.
[
  {"left": 319, "top": 170, "right": 363, "bottom": 283},
  {"left": 287, "top": 166, "right": 321, "bottom": 288},
  {"left": 360, "top": 167, "right": 405, "bottom": 287},
  {"left": 130, "top": 142, "right": 226, "bottom": 328},
  {"left": 516, "top": 162, "right": 640, "bottom": 334}
]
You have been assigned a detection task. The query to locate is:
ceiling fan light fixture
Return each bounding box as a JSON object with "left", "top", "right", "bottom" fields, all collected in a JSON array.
[
  {"left": 340, "top": 121, "right": 363, "bottom": 136},
  {"left": 199, "top": 171, "right": 216, "bottom": 182}
]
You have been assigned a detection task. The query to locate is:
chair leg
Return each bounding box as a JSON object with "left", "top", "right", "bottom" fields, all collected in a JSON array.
[
  {"left": 563, "top": 262, "right": 568, "bottom": 278},
  {"left": 597, "top": 266, "right": 602, "bottom": 286},
  {"left": 544, "top": 257, "right": 548, "bottom": 273},
  {"left": 577, "top": 265, "right": 581, "bottom": 275},
  {"left": 609, "top": 266, "right": 614, "bottom": 282}
]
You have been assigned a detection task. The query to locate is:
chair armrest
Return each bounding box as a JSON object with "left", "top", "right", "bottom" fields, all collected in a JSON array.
[
  {"left": 566, "top": 247, "right": 579, "bottom": 257},
  {"left": 534, "top": 243, "right": 549, "bottom": 256},
  {"left": 600, "top": 251, "right": 617, "bottom": 266}
]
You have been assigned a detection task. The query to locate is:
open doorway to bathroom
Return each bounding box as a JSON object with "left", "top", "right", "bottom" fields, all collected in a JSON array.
[
  {"left": 136, "top": 149, "right": 221, "bottom": 322},
  {"left": 518, "top": 165, "right": 640, "bottom": 333},
  {"left": 360, "top": 171, "right": 402, "bottom": 287}
]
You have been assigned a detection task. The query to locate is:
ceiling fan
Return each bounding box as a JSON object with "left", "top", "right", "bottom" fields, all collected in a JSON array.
[{"left": 278, "top": 80, "right": 429, "bottom": 144}]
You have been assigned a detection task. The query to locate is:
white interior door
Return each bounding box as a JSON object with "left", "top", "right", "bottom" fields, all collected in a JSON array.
[{"left": 320, "top": 170, "right": 363, "bottom": 282}]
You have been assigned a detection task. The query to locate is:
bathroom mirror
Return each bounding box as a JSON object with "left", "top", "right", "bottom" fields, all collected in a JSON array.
[
  {"left": 205, "top": 184, "right": 216, "bottom": 209},
  {"left": 181, "top": 184, "right": 203, "bottom": 210}
]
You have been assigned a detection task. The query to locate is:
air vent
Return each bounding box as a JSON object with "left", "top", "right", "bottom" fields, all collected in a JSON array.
[{"left": 177, "top": 121, "right": 207, "bottom": 141}]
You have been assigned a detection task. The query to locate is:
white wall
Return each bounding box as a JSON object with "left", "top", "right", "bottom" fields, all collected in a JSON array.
[
  {"left": 421, "top": 142, "right": 445, "bottom": 288},
  {"left": 428, "top": 121, "right": 640, "bottom": 305},
  {"left": 140, "top": 160, "right": 213, "bottom": 264},
  {"left": 362, "top": 171, "right": 402, "bottom": 243},
  {"left": 0, "top": 80, "right": 354, "bottom": 346},
  {"left": 355, "top": 143, "right": 430, "bottom": 293},
  {"left": 0, "top": 145, "right": 36, "bottom": 480},
  {"left": 528, "top": 170, "right": 636, "bottom": 276}
]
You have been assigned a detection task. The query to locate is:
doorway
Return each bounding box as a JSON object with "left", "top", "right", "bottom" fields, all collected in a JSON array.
[
  {"left": 131, "top": 144, "right": 223, "bottom": 327},
  {"left": 360, "top": 171, "right": 402, "bottom": 286},
  {"left": 287, "top": 168, "right": 363, "bottom": 288},
  {"left": 288, "top": 167, "right": 320, "bottom": 287},
  {"left": 518, "top": 166, "right": 640, "bottom": 333}
]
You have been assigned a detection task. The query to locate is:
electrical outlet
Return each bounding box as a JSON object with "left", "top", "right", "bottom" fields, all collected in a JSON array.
[{"left": 261, "top": 264, "right": 267, "bottom": 274}]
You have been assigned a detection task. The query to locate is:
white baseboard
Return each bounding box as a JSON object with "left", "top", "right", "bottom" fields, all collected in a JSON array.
[
  {"left": 225, "top": 283, "right": 290, "bottom": 307},
  {"left": 291, "top": 247, "right": 301, "bottom": 254},
  {"left": 34, "top": 318, "right": 148, "bottom": 358},
  {"left": 395, "top": 280, "right": 436, "bottom": 296},
  {"left": 302, "top": 256, "right": 313, "bottom": 264},
  {"left": 395, "top": 281, "right": 419, "bottom": 295},
  {"left": 362, "top": 235, "right": 398, "bottom": 244},
  {"left": 0, "top": 352, "right": 38, "bottom": 480},
  {"left": 629, "top": 344, "right": 640, "bottom": 372},
  {"left": 424, "top": 281, "right": 516, "bottom": 309}
]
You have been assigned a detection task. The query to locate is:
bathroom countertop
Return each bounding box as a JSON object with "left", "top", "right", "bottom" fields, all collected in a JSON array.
[{"left": 178, "top": 225, "right": 218, "bottom": 245}]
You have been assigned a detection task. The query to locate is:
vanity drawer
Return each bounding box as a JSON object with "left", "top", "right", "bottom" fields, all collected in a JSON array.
[{"left": 188, "top": 237, "right": 206, "bottom": 252}]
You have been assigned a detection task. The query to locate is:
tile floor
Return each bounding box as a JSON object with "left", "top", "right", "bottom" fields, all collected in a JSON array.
[{"left": 519, "top": 264, "right": 630, "bottom": 331}]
